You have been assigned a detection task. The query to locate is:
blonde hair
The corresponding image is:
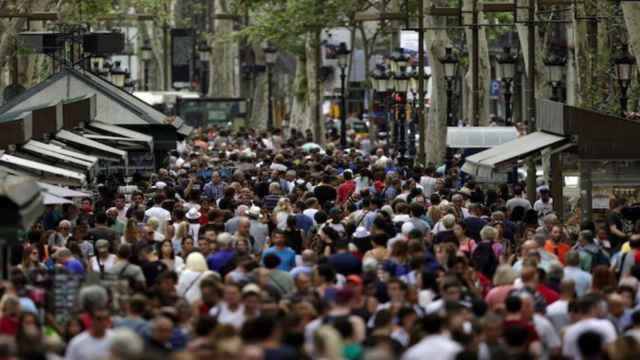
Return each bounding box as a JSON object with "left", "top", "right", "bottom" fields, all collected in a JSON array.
[
  {"left": 480, "top": 226, "right": 498, "bottom": 242},
  {"left": 442, "top": 214, "right": 456, "bottom": 230},
  {"left": 493, "top": 265, "right": 517, "bottom": 286},
  {"left": 185, "top": 252, "right": 208, "bottom": 272},
  {"left": 313, "top": 325, "right": 344, "bottom": 360},
  {"left": 147, "top": 217, "right": 160, "bottom": 231},
  {"left": 175, "top": 221, "right": 189, "bottom": 240}
]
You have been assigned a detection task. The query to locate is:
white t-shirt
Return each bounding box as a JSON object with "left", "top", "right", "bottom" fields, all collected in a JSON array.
[
  {"left": 402, "top": 334, "right": 462, "bottom": 360},
  {"left": 534, "top": 198, "right": 554, "bottom": 225},
  {"left": 89, "top": 254, "right": 117, "bottom": 272},
  {"left": 419, "top": 176, "right": 437, "bottom": 197},
  {"left": 65, "top": 330, "right": 113, "bottom": 360},
  {"left": 214, "top": 302, "right": 246, "bottom": 329},
  {"left": 145, "top": 206, "right": 172, "bottom": 231},
  {"left": 562, "top": 318, "right": 617, "bottom": 360},
  {"left": 533, "top": 313, "right": 562, "bottom": 359}
]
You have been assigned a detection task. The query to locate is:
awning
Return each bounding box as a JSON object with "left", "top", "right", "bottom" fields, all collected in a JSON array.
[
  {"left": 56, "top": 129, "right": 127, "bottom": 160},
  {"left": 21, "top": 142, "right": 96, "bottom": 170},
  {"left": 447, "top": 126, "right": 519, "bottom": 149},
  {"left": 88, "top": 121, "right": 153, "bottom": 144},
  {"left": 38, "top": 182, "right": 92, "bottom": 198},
  {"left": 0, "top": 152, "right": 86, "bottom": 185},
  {"left": 26, "top": 140, "right": 99, "bottom": 164},
  {"left": 43, "top": 192, "right": 74, "bottom": 205},
  {"left": 461, "top": 131, "right": 568, "bottom": 181},
  {"left": 83, "top": 134, "right": 151, "bottom": 148}
]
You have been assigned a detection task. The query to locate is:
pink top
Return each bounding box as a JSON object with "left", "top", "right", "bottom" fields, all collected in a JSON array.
[{"left": 485, "top": 285, "right": 514, "bottom": 310}]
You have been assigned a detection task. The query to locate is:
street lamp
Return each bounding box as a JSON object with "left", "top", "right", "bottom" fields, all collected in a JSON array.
[
  {"left": 262, "top": 42, "right": 278, "bottom": 131},
  {"left": 390, "top": 48, "right": 411, "bottom": 163},
  {"left": 409, "top": 67, "right": 431, "bottom": 158},
  {"left": 614, "top": 44, "right": 636, "bottom": 117},
  {"left": 140, "top": 40, "right": 152, "bottom": 91},
  {"left": 370, "top": 63, "right": 392, "bottom": 142},
  {"left": 496, "top": 46, "right": 518, "bottom": 125},
  {"left": 110, "top": 60, "right": 127, "bottom": 88},
  {"left": 544, "top": 52, "right": 566, "bottom": 102},
  {"left": 197, "top": 40, "right": 211, "bottom": 94},
  {"left": 440, "top": 47, "right": 459, "bottom": 126},
  {"left": 336, "top": 42, "right": 351, "bottom": 149}
]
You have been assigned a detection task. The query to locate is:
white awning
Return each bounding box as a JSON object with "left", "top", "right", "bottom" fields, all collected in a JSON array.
[
  {"left": 21, "top": 142, "right": 95, "bottom": 170},
  {"left": 447, "top": 126, "right": 519, "bottom": 148},
  {"left": 462, "top": 131, "right": 567, "bottom": 181},
  {"left": 43, "top": 192, "right": 74, "bottom": 205},
  {"left": 88, "top": 121, "right": 153, "bottom": 143},
  {"left": 27, "top": 140, "right": 99, "bottom": 164},
  {"left": 84, "top": 134, "right": 150, "bottom": 144},
  {"left": 56, "top": 129, "right": 127, "bottom": 160},
  {"left": 38, "top": 182, "right": 92, "bottom": 198},
  {"left": 0, "top": 152, "right": 86, "bottom": 185}
]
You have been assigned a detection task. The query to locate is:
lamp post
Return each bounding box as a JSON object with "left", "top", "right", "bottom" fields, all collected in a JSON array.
[
  {"left": 370, "top": 63, "right": 392, "bottom": 143},
  {"left": 110, "top": 60, "right": 127, "bottom": 88},
  {"left": 390, "top": 48, "right": 411, "bottom": 164},
  {"left": 262, "top": 42, "right": 277, "bottom": 131},
  {"left": 409, "top": 66, "right": 430, "bottom": 160},
  {"left": 336, "top": 42, "right": 351, "bottom": 149},
  {"left": 614, "top": 44, "right": 636, "bottom": 117},
  {"left": 496, "top": 46, "right": 518, "bottom": 125},
  {"left": 440, "top": 47, "right": 459, "bottom": 126},
  {"left": 197, "top": 40, "right": 211, "bottom": 94},
  {"left": 140, "top": 40, "right": 152, "bottom": 91},
  {"left": 544, "top": 52, "right": 566, "bottom": 102}
]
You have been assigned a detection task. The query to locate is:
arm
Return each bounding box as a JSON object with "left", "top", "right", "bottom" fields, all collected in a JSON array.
[{"left": 609, "top": 224, "right": 626, "bottom": 238}]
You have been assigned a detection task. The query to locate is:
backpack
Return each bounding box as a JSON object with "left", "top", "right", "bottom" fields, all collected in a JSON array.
[{"left": 584, "top": 248, "right": 610, "bottom": 272}]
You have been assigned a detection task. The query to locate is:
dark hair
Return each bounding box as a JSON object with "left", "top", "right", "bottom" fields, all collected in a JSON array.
[
  {"left": 95, "top": 212, "right": 108, "bottom": 225},
  {"left": 577, "top": 331, "right": 604, "bottom": 358},
  {"left": 117, "top": 244, "right": 132, "bottom": 259},
  {"left": 193, "top": 315, "right": 218, "bottom": 337},
  {"left": 421, "top": 313, "right": 443, "bottom": 335},
  {"left": 157, "top": 240, "right": 175, "bottom": 260},
  {"left": 241, "top": 315, "right": 277, "bottom": 343},
  {"left": 263, "top": 253, "right": 281, "bottom": 269},
  {"left": 505, "top": 295, "right": 522, "bottom": 313},
  {"left": 317, "top": 263, "right": 336, "bottom": 284}
]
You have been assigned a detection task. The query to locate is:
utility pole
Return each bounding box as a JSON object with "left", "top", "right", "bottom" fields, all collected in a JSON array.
[
  {"left": 471, "top": 0, "right": 480, "bottom": 126},
  {"left": 526, "top": 0, "right": 537, "bottom": 204},
  {"left": 417, "top": 0, "right": 426, "bottom": 165}
]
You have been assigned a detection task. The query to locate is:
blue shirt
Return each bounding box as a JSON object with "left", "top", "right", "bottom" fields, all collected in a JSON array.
[
  {"left": 64, "top": 258, "right": 85, "bottom": 275},
  {"left": 262, "top": 246, "right": 297, "bottom": 271},
  {"left": 207, "top": 249, "right": 236, "bottom": 274},
  {"left": 295, "top": 214, "right": 314, "bottom": 234},
  {"left": 563, "top": 266, "right": 592, "bottom": 297}
]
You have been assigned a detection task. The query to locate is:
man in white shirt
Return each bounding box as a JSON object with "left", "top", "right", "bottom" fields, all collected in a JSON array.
[
  {"left": 213, "top": 283, "right": 246, "bottom": 330},
  {"left": 562, "top": 294, "right": 617, "bottom": 360},
  {"left": 145, "top": 194, "right": 171, "bottom": 232},
  {"left": 534, "top": 188, "right": 554, "bottom": 226},
  {"left": 65, "top": 308, "right": 113, "bottom": 360},
  {"left": 402, "top": 313, "right": 461, "bottom": 360}
]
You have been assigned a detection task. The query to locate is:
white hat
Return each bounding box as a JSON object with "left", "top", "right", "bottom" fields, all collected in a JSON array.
[
  {"left": 353, "top": 226, "right": 370, "bottom": 239},
  {"left": 401, "top": 222, "right": 415, "bottom": 235},
  {"left": 247, "top": 206, "right": 262, "bottom": 219},
  {"left": 154, "top": 181, "right": 167, "bottom": 190},
  {"left": 186, "top": 207, "right": 202, "bottom": 220}
]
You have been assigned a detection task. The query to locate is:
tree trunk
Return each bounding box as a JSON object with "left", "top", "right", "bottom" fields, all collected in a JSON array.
[
  {"left": 248, "top": 44, "right": 269, "bottom": 130},
  {"left": 290, "top": 54, "right": 312, "bottom": 134},
  {"left": 463, "top": 0, "right": 491, "bottom": 126},
  {"left": 622, "top": 3, "right": 640, "bottom": 78},
  {"left": 424, "top": 0, "right": 451, "bottom": 165},
  {"left": 209, "top": 0, "right": 237, "bottom": 97},
  {"left": 306, "top": 32, "right": 324, "bottom": 144},
  {"left": 516, "top": 0, "right": 548, "bottom": 101}
]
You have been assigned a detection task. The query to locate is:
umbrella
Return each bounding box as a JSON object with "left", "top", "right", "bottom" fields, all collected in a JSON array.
[
  {"left": 43, "top": 193, "right": 73, "bottom": 205},
  {"left": 302, "top": 143, "right": 323, "bottom": 153},
  {"left": 38, "top": 183, "right": 91, "bottom": 198}
]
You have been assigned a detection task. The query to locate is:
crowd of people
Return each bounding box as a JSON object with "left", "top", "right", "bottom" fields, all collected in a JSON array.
[{"left": 2, "top": 127, "right": 640, "bottom": 360}]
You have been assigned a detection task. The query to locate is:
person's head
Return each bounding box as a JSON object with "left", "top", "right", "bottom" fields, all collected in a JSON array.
[
  {"left": 95, "top": 239, "right": 110, "bottom": 256},
  {"left": 612, "top": 197, "right": 627, "bottom": 211},
  {"left": 550, "top": 225, "right": 563, "bottom": 242},
  {"left": 493, "top": 265, "right": 517, "bottom": 287},
  {"left": 58, "top": 220, "right": 71, "bottom": 235},
  {"left": 577, "top": 331, "right": 604, "bottom": 359},
  {"left": 451, "top": 194, "right": 464, "bottom": 208},
  {"left": 150, "top": 316, "right": 174, "bottom": 344},
  {"left": 159, "top": 240, "right": 174, "bottom": 259},
  {"left": 185, "top": 252, "right": 208, "bottom": 273},
  {"left": 89, "top": 307, "right": 111, "bottom": 337},
  {"left": 441, "top": 278, "right": 462, "bottom": 302},
  {"left": 441, "top": 214, "right": 456, "bottom": 230},
  {"left": 578, "top": 293, "right": 607, "bottom": 319},
  {"left": 238, "top": 217, "right": 251, "bottom": 235},
  {"left": 182, "top": 236, "right": 195, "bottom": 254},
  {"left": 386, "top": 278, "right": 407, "bottom": 302},
  {"left": 518, "top": 291, "right": 535, "bottom": 320},
  {"left": 579, "top": 229, "right": 595, "bottom": 246},
  {"left": 453, "top": 223, "right": 466, "bottom": 239},
  {"left": 141, "top": 225, "right": 155, "bottom": 242},
  {"left": 216, "top": 232, "right": 233, "bottom": 250},
  {"left": 480, "top": 226, "right": 498, "bottom": 242},
  {"left": 565, "top": 251, "right": 580, "bottom": 267},
  {"left": 271, "top": 229, "right": 286, "bottom": 248},
  {"left": 519, "top": 240, "right": 538, "bottom": 258},
  {"left": 223, "top": 283, "right": 242, "bottom": 307},
  {"left": 200, "top": 276, "right": 222, "bottom": 305},
  {"left": 543, "top": 213, "right": 558, "bottom": 230},
  {"left": 109, "top": 328, "right": 144, "bottom": 360}
]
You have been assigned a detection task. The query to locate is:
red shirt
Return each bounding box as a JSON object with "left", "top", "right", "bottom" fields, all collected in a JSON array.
[
  {"left": 537, "top": 284, "right": 560, "bottom": 305},
  {"left": 0, "top": 316, "right": 18, "bottom": 336},
  {"left": 503, "top": 319, "right": 539, "bottom": 344},
  {"left": 337, "top": 180, "right": 356, "bottom": 203}
]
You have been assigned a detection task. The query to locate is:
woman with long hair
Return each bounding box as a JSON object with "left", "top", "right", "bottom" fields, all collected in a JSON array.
[
  {"left": 453, "top": 223, "right": 476, "bottom": 256},
  {"left": 176, "top": 252, "right": 216, "bottom": 304},
  {"left": 18, "top": 245, "right": 45, "bottom": 272},
  {"left": 273, "top": 197, "right": 293, "bottom": 230},
  {"left": 181, "top": 236, "right": 196, "bottom": 258},
  {"left": 158, "top": 239, "right": 185, "bottom": 274},
  {"left": 122, "top": 218, "right": 140, "bottom": 244}
]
